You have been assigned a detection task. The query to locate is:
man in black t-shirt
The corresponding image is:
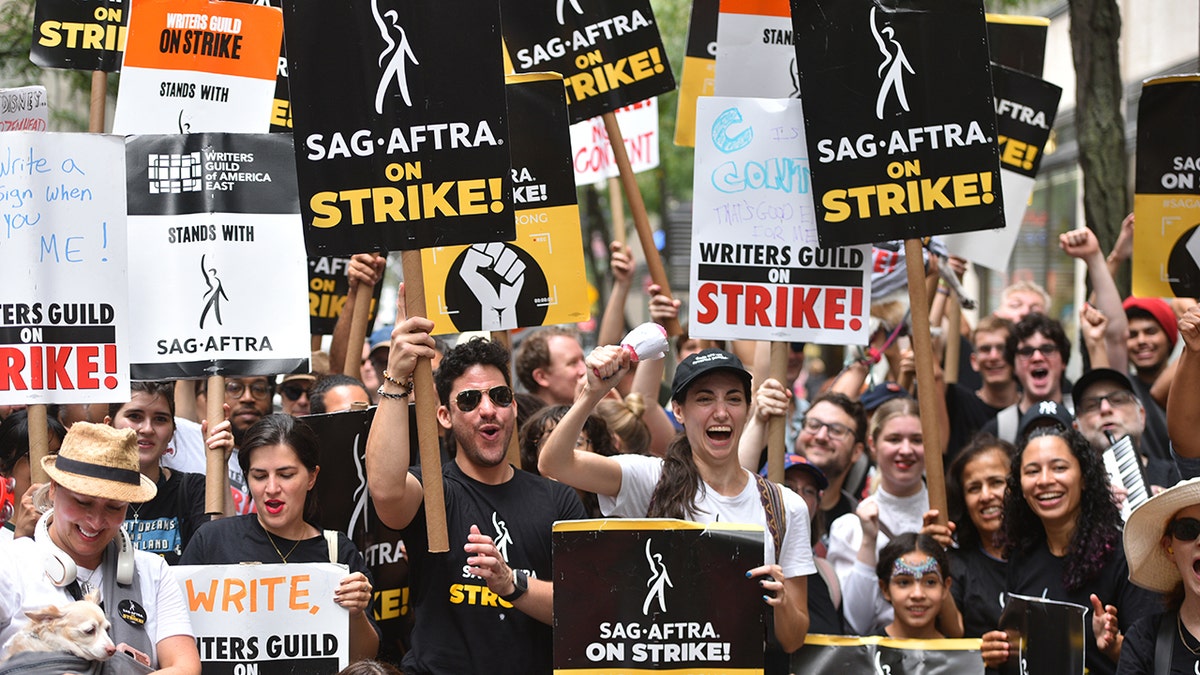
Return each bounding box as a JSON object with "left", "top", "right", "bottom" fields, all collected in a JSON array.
[
  {"left": 366, "top": 311, "right": 586, "bottom": 675},
  {"left": 943, "top": 315, "right": 1018, "bottom": 459}
]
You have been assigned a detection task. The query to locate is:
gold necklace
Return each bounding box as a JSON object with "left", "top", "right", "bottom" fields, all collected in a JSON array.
[
  {"left": 1178, "top": 613, "right": 1200, "bottom": 656},
  {"left": 264, "top": 530, "right": 303, "bottom": 564}
]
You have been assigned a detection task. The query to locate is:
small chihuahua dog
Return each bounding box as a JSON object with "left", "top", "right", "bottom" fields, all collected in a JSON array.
[{"left": 4, "top": 591, "right": 116, "bottom": 662}]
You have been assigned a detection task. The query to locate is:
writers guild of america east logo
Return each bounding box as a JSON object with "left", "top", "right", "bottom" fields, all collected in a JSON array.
[
  {"left": 641, "top": 539, "right": 672, "bottom": 616},
  {"left": 372, "top": 0, "right": 418, "bottom": 114},
  {"left": 869, "top": 6, "right": 914, "bottom": 120},
  {"left": 147, "top": 153, "right": 203, "bottom": 194}
]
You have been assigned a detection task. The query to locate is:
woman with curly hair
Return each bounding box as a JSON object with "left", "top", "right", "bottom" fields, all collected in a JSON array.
[{"left": 980, "top": 426, "right": 1160, "bottom": 675}]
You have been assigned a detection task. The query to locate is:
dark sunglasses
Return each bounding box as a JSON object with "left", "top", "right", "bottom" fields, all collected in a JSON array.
[
  {"left": 455, "top": 385, "right": 514, "bottom": 412},
  {"left": 1169, "top": 517, "right": 1200, "bottom": 542},
  {"left": 1015, "top": 344, "right": 1058, "bottom": 358},
  {"left": 280, "top": 384, "right": 310, "bottom": 401}
]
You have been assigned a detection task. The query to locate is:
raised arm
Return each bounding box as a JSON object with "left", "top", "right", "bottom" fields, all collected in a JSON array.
[
  {"left": 1060, "top": 228, "right": 1128, "bottom": 370},
  {"left": 364, "top": 284, "right": 437, "bottom": 530},
  {"left": 537, "top": 345, "right": 627, "bottom": 496},
  {"left": 739, "top": 377, "right": 788, "bottom": 472},
  {"left": 633, "top": 284, "right": 682, "bottom": 457},
  {"left": 597, "top": 241, "right": 635, "bottom": 348},
  {"left": 1168, "top": 306, "right": 1200, "bottom": 459}
]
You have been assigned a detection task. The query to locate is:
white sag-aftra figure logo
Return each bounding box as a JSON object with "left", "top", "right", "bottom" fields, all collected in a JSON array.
[
  {"left": 373, "top": 0, "right": 419, "bottom": 114},
  {"left": 492, "top": 512, "right": 513, "bottom": 562},
  {"left": 557, "top": 0, "right": 583, "bottom": 25},
  {"left": 641, "top": 539, "right": 672, "bottom": 615},
  {"left": 870, "top": 6, "right": 914, "bottom": 120}
]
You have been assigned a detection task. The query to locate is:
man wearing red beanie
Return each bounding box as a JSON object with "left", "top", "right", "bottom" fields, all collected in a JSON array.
[{"left": 1123, "top": 296, "right": 1178, "bottom": 394}]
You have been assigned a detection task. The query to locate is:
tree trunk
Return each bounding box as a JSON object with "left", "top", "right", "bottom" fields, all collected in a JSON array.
[{"left": 1068, "top": 0, "right": 1128, "bottom": 260}]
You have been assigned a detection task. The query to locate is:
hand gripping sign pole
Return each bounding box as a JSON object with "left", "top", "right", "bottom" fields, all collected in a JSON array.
[
  {"left": 402, "top": 251, "right": 449, "bottom": 552},
  {"left": 205, "top": 375, "right": 227, "bottom": 516},
  {"left": 602, "top": 113, "right": 681, "bottom": 337},
  {"left": 904, "top": 239, "right": 947, "bottom": 523}
]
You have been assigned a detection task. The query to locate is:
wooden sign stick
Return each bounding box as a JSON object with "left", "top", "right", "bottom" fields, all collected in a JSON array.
[
  {"left": 903, "top": 239, "right": 947, "bottom": 523},
  {"left": 205, "top": 374, "right": 228, "bottom": 516},
  {"left": 89, "top": 71, "right": 106, "bottom": 133},
  {"left": 602, "top": 112, "right": 681, "bottom": 336},
  {"left": 401, "top": 250, "right": 449, "bottom": 552},
  {"left": 27, "top": 405, "right": 50, "bottom": 484},
  {"left": 343, "top": 281, "right": 374, "bottom": 379},
  {"left": 944, "top": 291, "right": 962, "bottom": 384},
  {"left": 607, "top": 176, "right": 626, "bottom": 245},
  {"left": 766, "top": 342, "right": 788, "bottom": 484}
]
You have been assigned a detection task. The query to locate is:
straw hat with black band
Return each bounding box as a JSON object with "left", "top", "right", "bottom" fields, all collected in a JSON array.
[
  {"left": 43, "top": 422, "right": 157, "bottom": 504},
  {"left": 1125, "top": 477, "right": 1200, "bottom": 593}
]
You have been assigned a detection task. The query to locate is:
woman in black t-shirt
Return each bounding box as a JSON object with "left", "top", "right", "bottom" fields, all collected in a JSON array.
[
  {"left": 980, "top": 427, "right": 1160, "bottom": 675},
  {"left": 1117, "top": 478, "right": 1200, "bottom": 674},
  {"left": 181, "top": 414, "right": 379, "bottom": 663}
]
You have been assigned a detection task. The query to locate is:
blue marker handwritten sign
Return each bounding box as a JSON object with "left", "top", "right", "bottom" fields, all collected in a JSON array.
[
  {"left": 0, "top": 131, "right": 129, "bottom": 404},
  {"left": 689, "top": 97, "right": 871, "bottom": 345}
]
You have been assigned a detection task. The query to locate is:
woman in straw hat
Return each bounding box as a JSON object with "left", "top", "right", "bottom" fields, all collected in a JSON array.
[
  {"left": 0, "top": 421, "right": 200, "bottom": 673},
  {"left": 980, "top": 426, "right": 1159, "bottom": 675},
  {"left": 1116, "top": 477, "right": 1200, "bottom": 673}
]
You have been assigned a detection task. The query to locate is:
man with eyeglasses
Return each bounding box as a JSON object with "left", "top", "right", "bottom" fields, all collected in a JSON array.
[
  {"left": 196, "top": 376, "right": 274, "bottom": 514},
  {"left": 982, "top": 313, "right": 1073, "bottom": 444},
  {"left": 942, "top": 316, "right": 1019, "bottom": 460},
  {"left": 278, "top": 373, "right": 315, "bottom": 416},
  {"left": 366, "top": 307, "right": 586, "bottom": 675},
  {"left": 1070, "top": 368, "right": 1177, "bottom": 493},
  {"left": 793, "top": 393, "right": 868, "bottom": 545}
]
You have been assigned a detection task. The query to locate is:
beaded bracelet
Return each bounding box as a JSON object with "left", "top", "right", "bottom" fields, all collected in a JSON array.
[
  {"left": 377, "top": 384, "right": 409, "bottom": 401},
  {"left": 382, "top": 370, "right": 410, "bottom": 387}
]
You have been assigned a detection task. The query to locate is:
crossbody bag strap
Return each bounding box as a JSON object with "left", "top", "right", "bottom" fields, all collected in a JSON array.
[
  {"left": 1156, "top": 610, "right": 1177, "bottom": 675},
  {"left": 754, "top": 474, "right": 786, "bottom": 565}
]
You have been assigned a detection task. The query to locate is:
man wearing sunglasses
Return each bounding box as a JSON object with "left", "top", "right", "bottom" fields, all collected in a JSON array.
[
  {"left": 278, "top": 373, "right": 315, "bottom": 416},
  {"left": 366, "top": 309, "right": 586, "bottom": 675},
  {"left": 982, "top": 313, "right": 1073, "bottom": 444}
]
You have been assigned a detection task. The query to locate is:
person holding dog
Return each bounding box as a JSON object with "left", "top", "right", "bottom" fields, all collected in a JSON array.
[{"left": 0, "top": 421, "right": 200, "bottom": 674}]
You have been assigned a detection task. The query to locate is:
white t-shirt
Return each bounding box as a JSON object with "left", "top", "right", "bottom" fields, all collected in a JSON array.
[
  {"left": 0, "top": 536, "right": 194, "bottom": 664},
  {"left": 598, "top": 454, "right": 816, "bottom": 579},
  {"left": 160, "top": 417, "right": 206, "bottom": 475},
  {"left": 826, "top": 485, "right": 930, "bottom": 635}
]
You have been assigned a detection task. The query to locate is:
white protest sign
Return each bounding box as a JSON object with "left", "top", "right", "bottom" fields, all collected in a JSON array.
[
  {"left": 690, "top": 97, "right": 871, "bottom": 344},
  {"left": 0, "top": 87, "right": 49, "bottom": 132},
  {"left": 0, "top": 132, "right": 129, "bottom": 405},
  {"left": 570, "top": 97, "right": 660, "bottom": 186},
  {"left": 112, "top": 0, "right": 281, "bottom": 134},
  {"left": 713, "top": 0, "right": 798, "bottom": 99},
  {"left": 124, "top": 133, "right": 309, "bottom": 379},
  {"left": 175, "top": 563, "right": 349, "bottom": 674}
]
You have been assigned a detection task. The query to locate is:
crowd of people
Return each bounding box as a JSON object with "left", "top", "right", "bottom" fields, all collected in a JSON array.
[{"left": 1, "top": 225, "right": 1200, "bottom": 675}]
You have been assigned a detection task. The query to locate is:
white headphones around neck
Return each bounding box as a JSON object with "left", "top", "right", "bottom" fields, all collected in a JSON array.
[{"left": 37, "top": 509, "right": 134, "bottom": 587}]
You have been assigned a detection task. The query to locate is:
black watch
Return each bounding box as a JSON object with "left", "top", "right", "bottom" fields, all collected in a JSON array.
[{"left": 501, "top": 569, "right": 528, "bottom": 602}]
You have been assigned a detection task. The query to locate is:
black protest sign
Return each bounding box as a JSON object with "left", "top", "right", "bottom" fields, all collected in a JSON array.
[
  {"left": 500, "top": 0, "right": 676, "bottom": 125},
  {"left": 992, "top": 64, "right": 1060, "bottom": 179},
  {"left": 553, "top": 520, "right": 763, "bottom": 672},
  {"left": 985, "top": 14, "right": 1049, "bottom": 78},
  {"left": 791, "top": 0, "right": 1004, "bottom": 247},
  {"left": 30, "top": 0, "right": 128, "bottom": 71},
  {"left": 283, "top": 0, "right": 514, "bottom": 255},
  {"left": 673, "top": 0, "right": 718, "bottom": 147},
  {"left": 230, "top": 0, "right": 291, "bottom": 132},
  {"left": 308, "top": 256, "right": 383, "bottom": 335},
  {"left": 1133, "top": 75, "right": 1200, "bottom": 298},
  {"left": 996, "top": 594, "right": 1085, "bottom": 675},
  {"left": 793, "top": 636, "right": 984, "bottom": 674},
  {"left": 124, "top": 133, "right": 311, "bottom": 379},
  {"left": 304, "top": 407, "right": 415, "bottom": 663}
]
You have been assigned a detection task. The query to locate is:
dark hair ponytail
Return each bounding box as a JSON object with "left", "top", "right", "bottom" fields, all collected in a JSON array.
[{"left": 647, "top": 434, "right": 705, "bottom": 519}]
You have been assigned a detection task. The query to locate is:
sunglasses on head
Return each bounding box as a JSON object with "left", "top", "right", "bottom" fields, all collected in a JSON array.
[
  {"left": 455, "top": 385, "right": 514, "bottom": 412},
  {"left": 280, "top": 383, "right": 310, "bottom": 401},
  {"left": 1169, "top": 517, "right": 1200, "bottom": 542}
]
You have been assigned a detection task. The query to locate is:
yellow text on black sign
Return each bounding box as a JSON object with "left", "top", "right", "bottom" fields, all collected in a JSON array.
[
  {"left": 821, "top": 160, "right": 996, "bottom": 223},
  {"left": 565, "top": 47, "right": 666, "bottom": 105},
  {"left": 310, "top": 161, "right": 505, "bottom": 228},
  {"left": 38, "top": 6, "right": 126, "bottom": 51}
]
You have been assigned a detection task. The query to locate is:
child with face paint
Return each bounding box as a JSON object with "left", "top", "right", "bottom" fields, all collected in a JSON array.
[{"left": 875, "top": 533, "right": 953, "bottom": 639}]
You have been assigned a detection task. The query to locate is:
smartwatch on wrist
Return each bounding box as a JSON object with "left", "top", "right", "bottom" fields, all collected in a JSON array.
[{"left": 501, "top": 569, "right": 528, "bottom": 602}]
